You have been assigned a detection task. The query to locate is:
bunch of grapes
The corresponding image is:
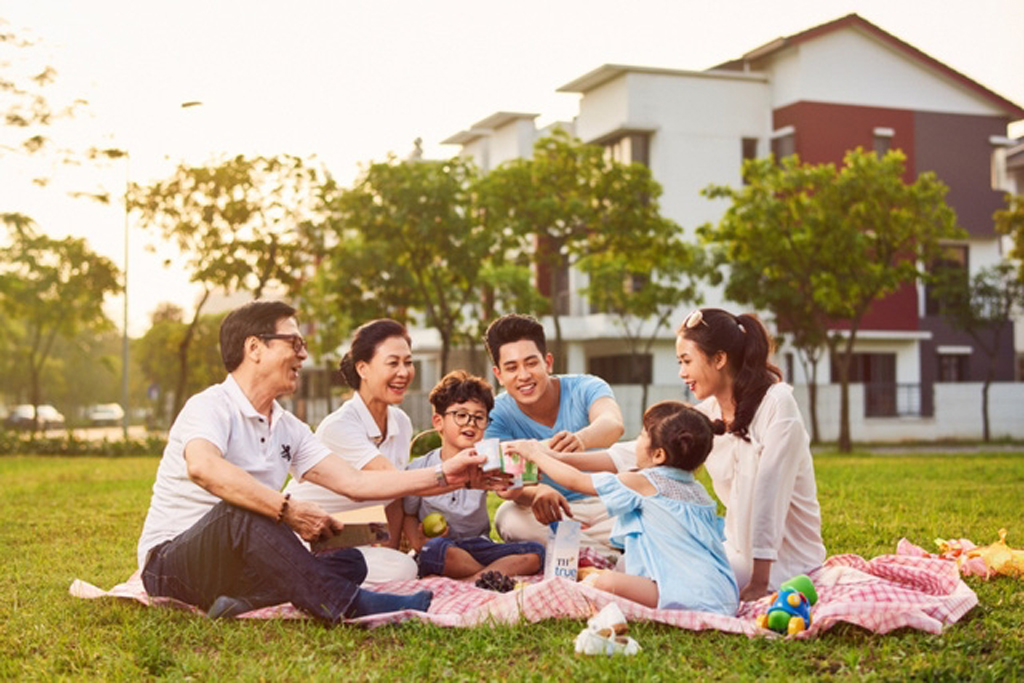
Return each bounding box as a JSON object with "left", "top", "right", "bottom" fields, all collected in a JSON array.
[{"left": 475, "top": 570, "right": 515, "bottom": 593}]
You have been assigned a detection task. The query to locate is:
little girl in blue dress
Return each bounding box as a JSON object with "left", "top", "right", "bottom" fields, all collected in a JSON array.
[{"left": 510, "top": 401, "right": 739, "bottom": 615}]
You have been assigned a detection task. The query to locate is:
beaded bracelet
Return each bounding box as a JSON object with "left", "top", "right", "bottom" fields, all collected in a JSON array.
[{"left": 276, "top": 492, "right": 291, "bottom": 524}]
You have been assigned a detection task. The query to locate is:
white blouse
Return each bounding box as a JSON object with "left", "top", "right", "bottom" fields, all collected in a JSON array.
[{"left": 697, "top": 383, "right": 826, "bottom": 589}]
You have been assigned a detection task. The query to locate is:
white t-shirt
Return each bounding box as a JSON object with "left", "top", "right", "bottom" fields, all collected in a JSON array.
[
  {"left": 283, "top": 392, "right": 414, "bottom": 514},
  {"left": 697, "top": 382, "right": 826, "bottom": 589},
  {"left": 136, "top": 375, "right": 331, "bottom": 569}
]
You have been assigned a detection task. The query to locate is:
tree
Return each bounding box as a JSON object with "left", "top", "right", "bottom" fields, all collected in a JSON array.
[
  {"left": 701, "top": 149, "right": 963, "bottom": 452},
  {"left": 129, "top": 154, "right": 322, "bottom": 418},
  {"left": 478, "top": 129, "right": 677, "bottom": 371},
  {"left": 580, "top": 238, "right": 709, "bottom": 415},
  {"left": 134, "top": 304, "right": 227, "bottom": 428},
  {"left": 315, "top": 155, "right": 496, "bottom": 374},
  {"left": 995, "top": 193, "right": 1024, "bottom": 281},
  {"left": 1, "top": 20, "right": 85, "bottom": 168},
  {"left": 0, "top": 214, "right": 120, "bottom": 430},
  {"left": 700, "top": 156, "right": 838, "bottom": 443},
  {"left": 932, "top": 261, "right": 1024, "bottom": 441}
]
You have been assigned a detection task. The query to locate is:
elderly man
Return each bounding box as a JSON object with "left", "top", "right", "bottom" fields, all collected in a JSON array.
[{"left": 136, "top": 300, "right": 485, "bottom": 622}]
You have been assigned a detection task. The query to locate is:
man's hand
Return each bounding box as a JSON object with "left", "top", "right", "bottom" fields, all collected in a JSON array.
[
  {"left": 467, "top": 464, "right": 514, "bottom": 491},
  {"left": 548, "top": 430, "right": 586, "bottom": 453},
  {"left": 283, "top": 498, "right": 343, "bottom": 544},
  {"left": 441, "top": 448, "right": 488, "bottom": 487},
  {"left": 530, "top": 484, "right": 573, "bottom": 525}
]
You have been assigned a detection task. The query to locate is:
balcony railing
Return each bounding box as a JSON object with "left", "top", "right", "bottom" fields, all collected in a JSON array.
[{"left": 864, "top": 383, "right": 932, "bottom": 418}]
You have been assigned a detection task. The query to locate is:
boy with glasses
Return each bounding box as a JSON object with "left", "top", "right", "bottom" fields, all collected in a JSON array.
[{"left": 403, "top": 371, "right": 544, "bottom": 581}]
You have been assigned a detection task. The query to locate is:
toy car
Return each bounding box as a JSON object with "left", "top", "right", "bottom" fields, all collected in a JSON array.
[{"left": 755, "top": 574, "right": 818, "bottom": 635}]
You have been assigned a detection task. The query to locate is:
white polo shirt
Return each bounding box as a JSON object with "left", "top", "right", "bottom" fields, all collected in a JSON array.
[
  {"left": 136, "top": 374, "right": 331, "bottom": 569},
  {"left": 283, "top": 392, "right": 414, "bottom": 514}
]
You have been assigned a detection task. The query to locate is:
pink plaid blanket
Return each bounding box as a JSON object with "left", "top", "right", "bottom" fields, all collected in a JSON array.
[{"left": 69, "top": 541, "right": 977, "bottom": 637}]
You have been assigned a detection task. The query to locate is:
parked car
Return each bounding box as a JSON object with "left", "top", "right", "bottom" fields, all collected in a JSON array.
[
  {"left": 5, "top": 404, "right": 67, "bottom": 430},
  {"left": 84, "top": 403, "right": 126, "bottom": 426}
]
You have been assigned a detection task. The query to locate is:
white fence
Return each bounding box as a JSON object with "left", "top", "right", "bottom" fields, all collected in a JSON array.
[{"left": 298, "top": 382, "right": 1024, "bottom": 444}]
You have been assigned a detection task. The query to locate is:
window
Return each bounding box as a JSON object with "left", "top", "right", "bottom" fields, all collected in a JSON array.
[
  {"left": 937, "top": 353, "right": 969, "bottom": 382},
  {"left": 831, "top": 352, "right": 898, "bottom": 417},
  {"left": 603, "top": 133, "right": 650, "bottom": 167},
  {"left": 873, "top": 127, "right": 894, "bottom": 156},
  {"left": 741, "top": 137, "right": 758, "bottom": 184},
  {"left": 588, "top": 354, "right": 652, "bottom": 385},
  {"left": 925, "top": 244, "right": 969, "bottom": 316},
  {"left": 991, "top": 135, "right": 1013, "bottom": 191},
  {"left": 552, "top": 265, "right": 571, "bottom": 316},
  {"left": 771, "top": 127, "right": 795, "bottom": 161}
]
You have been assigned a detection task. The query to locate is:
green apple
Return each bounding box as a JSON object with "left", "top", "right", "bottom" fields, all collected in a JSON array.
[{"left": 422, "top": 512, "right": 448, "bottom": 538}]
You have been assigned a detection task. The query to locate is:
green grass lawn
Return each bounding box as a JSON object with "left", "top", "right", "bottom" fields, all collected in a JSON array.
[{"left": 2, "top": 453, "right": 1023, "bottom": 681}]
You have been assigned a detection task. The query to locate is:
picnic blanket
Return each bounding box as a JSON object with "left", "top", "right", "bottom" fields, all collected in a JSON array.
[{"left": 69, "top": 540, "right": 977, "bottom": 638}]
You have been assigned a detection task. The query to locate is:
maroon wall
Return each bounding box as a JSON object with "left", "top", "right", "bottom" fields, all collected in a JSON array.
[
  {"left": 773, "top": 101, "right": 920, "bottom": 331},
  {"left": 913, "top": 111, "right": 1008, "bottom": 238}
]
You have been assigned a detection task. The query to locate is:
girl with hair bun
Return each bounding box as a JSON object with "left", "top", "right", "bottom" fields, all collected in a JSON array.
[
  {"left": 509, "top": 401, "right": 739, "bottom": 615},
  {"left": 676, "top": 308, "right": 826, "bottom": 600}
]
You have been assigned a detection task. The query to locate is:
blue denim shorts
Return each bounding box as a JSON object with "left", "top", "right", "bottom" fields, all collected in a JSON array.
[{"left": 417, "top": 536, "right": 545, "bottom": 578}]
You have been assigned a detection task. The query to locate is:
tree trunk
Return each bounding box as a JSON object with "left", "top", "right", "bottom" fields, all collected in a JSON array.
[
  {"left": 29, "top": 366, "right": 42, "bottom": 435},
  {"left": 808, "top": 367, "right": 820, "bottom": 446},
  {"left": 439, "top": 328, "right": 451, "bottom": 377},
  {"left": 549, "top": 265, "right": 565, "bottom": 373},
  {"left": 981, "top": 378, "right": 991, "bottom": 442},
  {"left": 172, "top": 290, "right": 210, "bottom": 421},
  {"left": 835, "top": 335, "right": 856, "bottom": 453},
  {"left": 796, "top": 349, "right": 821, "bottom": 445}
]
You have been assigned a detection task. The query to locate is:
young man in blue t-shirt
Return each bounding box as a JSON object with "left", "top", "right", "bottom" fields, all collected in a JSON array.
[{"left": 483, "top": 314, "right": 628, "bottom": 554}]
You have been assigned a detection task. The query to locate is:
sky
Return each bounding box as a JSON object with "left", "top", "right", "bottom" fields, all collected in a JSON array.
[{"left": 2, "top": 0, "right": 1023, "bottom": 336}]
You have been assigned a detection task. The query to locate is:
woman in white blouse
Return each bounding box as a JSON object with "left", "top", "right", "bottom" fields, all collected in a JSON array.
[
  {"left": 284, "top": 319, "right": 418, "bottom": 563},
  {"left": 675, "top": 308, "right": 826, "bottom": 600}
]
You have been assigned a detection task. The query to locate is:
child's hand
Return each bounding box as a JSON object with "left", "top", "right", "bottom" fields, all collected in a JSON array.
[
  {"left": 549, "top": 430, "right": 586, "bottom": 452},
  {"left": 419, "top": 521, "right": 449, "bottom": 539},
  {"left": 504, "top": 439, "right": 545, "bottom": 463}
]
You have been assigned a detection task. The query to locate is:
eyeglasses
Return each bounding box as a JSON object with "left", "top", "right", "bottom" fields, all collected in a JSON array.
[
  {"left": 259, "top": 334, "right": 308, "bottom": 354},
  {"left": 683, "top": 309, "right": 708, "bottom": 329},
  {"left": 444, "top": 410, "right": 488, "bottom": 429}
]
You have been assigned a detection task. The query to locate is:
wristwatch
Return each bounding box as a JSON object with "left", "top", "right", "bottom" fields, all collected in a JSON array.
[{"left": 434, "top": 462, "right": 449, "bottom": 487}]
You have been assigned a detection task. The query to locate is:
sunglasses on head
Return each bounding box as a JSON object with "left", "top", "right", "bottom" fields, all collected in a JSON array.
[{"left": 683, "top": 309, "right": 707, "bottom": 329}]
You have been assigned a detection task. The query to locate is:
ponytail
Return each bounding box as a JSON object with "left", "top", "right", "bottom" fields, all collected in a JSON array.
[
  {"left": 729, "top": 313, "right": 782, "bottom": 440},
  {"left": 339, "top": 352, "right": 360, "bottom": 390}
]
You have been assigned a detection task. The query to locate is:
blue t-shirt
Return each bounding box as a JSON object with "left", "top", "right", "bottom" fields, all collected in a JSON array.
[{"left": 485, "top": 374, "right": 614, "bottom": 501}]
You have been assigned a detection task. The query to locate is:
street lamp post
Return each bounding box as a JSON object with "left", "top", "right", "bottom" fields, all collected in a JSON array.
[
  {"left": 119, "top": 101, "right": 203, "bottom": 439},
  {"left": 122, "top": 152, "right": 131, "bottom": 439}
]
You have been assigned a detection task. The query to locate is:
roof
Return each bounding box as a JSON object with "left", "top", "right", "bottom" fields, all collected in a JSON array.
[
  {"left": 728, "top": 13, "right": 1024, "bottom": 119},
  {"left": 557, "top": 63, "right": 766, "bottom": 94},
  {"left": 441, "top": 111, "right": 539, "bottom": 147}
]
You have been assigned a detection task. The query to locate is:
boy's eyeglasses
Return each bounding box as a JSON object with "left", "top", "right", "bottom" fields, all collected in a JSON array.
[
  {"left": 259, "top": 334, "right": 308, "bottom": 354},
  {"left": 444, "top": 410, "right": 488, "bottom": 429},
  {"left": 683, "top": 309, "right": 707, "bottom": 329}
]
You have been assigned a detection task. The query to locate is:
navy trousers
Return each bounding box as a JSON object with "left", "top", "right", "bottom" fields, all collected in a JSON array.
[{"left": 142, "top": 502, "right": 366, "bottom": 622}]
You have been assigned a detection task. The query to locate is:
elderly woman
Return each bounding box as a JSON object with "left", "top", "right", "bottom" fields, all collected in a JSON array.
[{"left": 285, "top": 319, "right": 496, "bottom": 580}]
